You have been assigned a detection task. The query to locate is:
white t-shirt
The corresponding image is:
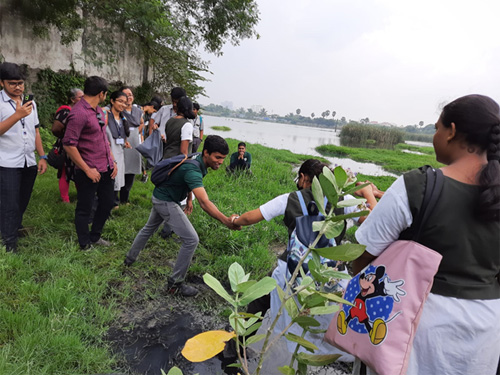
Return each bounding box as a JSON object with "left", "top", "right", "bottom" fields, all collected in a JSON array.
[{"left": 180, "top": 121, "right": 193, "bottom": 142}]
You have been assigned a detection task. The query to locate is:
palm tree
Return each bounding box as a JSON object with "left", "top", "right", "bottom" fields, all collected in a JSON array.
[
  {"left": 296, "top": 108, "right": 301, "bottom": 115},
  {"left": 331, "top": 111, "right": 336, "bottom": 119},
  {"left": 311, "top": 113, "right": 315, "bottom": 118}
]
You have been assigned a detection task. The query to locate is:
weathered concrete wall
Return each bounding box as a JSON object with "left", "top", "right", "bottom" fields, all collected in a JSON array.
[{"left": 0, "top": 7, "right": 147, "bottom": 85}]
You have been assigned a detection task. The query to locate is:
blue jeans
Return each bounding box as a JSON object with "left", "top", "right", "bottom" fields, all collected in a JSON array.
[
  {"left": 127, "top": 196, "right": 199, "bottom": 282},
  {"left": 0, "top": 165, "right": 37, "bottom": 251}
]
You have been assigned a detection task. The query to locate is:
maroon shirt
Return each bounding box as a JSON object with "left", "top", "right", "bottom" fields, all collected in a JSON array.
[{"left": 63, "top": 98, "right": 113, "bottom": 172}]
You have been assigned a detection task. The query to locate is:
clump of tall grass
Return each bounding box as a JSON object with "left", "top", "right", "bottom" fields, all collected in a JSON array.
[
  {"left": 403, "top": 132, "right": 433, "bottom": 142},
  {"left": 340, "top": 122, "right": 404, "bottom": 148}
]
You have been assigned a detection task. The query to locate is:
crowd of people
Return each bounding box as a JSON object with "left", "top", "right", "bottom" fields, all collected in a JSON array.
[{"left": 0, "top": 60, "right": 499, "bottom": 375}]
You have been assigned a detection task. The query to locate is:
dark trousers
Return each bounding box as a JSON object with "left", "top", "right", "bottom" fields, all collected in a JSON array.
[
  {"left": 74, "top": 169, "right": 114, "bottom": 248},
  {"left": 0, "top": 165, "right": 37, "bottom": 251},
  {"left": 119, "top": 174, "right": 135, "bottom": 203}
]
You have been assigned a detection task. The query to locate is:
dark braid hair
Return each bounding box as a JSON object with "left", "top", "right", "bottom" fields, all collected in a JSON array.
[{"left": 441, "top": 94, "right": 500, "bottom": 221}]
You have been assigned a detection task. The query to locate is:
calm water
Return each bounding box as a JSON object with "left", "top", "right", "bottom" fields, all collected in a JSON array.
[{"left": 204, "top": 116, "right": 398, "bottom": 177}]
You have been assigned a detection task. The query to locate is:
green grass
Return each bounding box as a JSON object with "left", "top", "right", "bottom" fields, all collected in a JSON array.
[
  {"left": 316, "top": 143, "right": 442, "bottom": 174},
  {"left": 210, "top": 126, "right": 231, "bottom": 131},
  {"left": 0, "top": 137, "right": 320, "bottom": 374},
  {"left": 1, "top": 133, "right": 439, "bottom": 373}
]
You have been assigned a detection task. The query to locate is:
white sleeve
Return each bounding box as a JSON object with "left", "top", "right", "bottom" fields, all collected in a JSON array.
[
  {"left": 181, "top": 122, "right": 193, "bottom": 141},
  {"left": 355, "top": 176, "right": 413, "bottom": 257},
  {"left": 259, "top": 193, "right": 290, "bottom": 221},
  {"left": 343, "top": 194, "right": 361, "bottom": 225}
]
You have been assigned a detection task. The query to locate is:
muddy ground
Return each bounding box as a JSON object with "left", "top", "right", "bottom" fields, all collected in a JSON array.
[{"left": 105, "top": 271, "right": 352, "bottom": 375}]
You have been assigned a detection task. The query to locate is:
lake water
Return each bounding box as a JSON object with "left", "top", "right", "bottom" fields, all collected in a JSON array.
[{"left": 204, "top": 115, "right": 398, "bottom": 177}]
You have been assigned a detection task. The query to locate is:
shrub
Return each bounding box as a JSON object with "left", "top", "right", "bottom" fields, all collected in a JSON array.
[{"left": 340, "top": 122, "right": 404, "bottom": 148}]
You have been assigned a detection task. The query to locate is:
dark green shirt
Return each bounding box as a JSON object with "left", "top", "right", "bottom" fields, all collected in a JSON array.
[
  {"left": 229, "top": 151, "right": 252, "bottom": 169},
  {"left": 152, "top": 154, "right": 207, "bottom": 204}
]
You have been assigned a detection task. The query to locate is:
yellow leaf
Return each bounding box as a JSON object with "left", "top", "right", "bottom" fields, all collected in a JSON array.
[{"left": 181, "top": 330, "right": 236, "bottom": 362}]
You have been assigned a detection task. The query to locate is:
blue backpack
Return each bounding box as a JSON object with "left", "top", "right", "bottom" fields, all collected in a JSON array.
[
  {"left": 286, "top": 190, "right": 338, "bottom": 287},
  {"left": 151, "top": 153, "right": 201, "bottom": 186}
]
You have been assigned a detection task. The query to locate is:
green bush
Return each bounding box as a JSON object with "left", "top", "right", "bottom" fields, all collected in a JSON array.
[{"left": 340, "top": 122, "right": 405, "bottom": 148}]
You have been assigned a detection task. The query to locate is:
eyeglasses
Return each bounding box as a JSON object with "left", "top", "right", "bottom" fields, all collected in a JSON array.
[
  {"left": 6, "top": 81, "right": 25, "bottom": 88},
  {"left": 96, "top": 113, "right": 105, "bottom": 127}
]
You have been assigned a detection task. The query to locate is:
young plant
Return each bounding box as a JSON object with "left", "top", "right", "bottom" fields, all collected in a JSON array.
[{"left": 182, "top": 166, "right": 369, "bottom": 374}]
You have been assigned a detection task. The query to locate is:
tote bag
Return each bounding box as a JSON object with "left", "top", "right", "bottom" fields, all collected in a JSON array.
[
  {"left": 136, "top": 129, "right": 163, "bottom": 167},
  {"left": 324, "top": 167, "right": 444, "bottom": 375}
]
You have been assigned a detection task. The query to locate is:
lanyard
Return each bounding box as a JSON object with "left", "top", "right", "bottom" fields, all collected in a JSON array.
[{"left": 8, "top": 100, "right": 25, "bottom": 127}]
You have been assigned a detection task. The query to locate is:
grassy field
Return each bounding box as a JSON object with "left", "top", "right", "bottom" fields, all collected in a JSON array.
[
  {"left": 210, "top": 126, "right": 231, "bottom": 131},
  {"left": 0, "top": 136, "right": 435, "bottom": 374},
  {"left": 316, "top": 143, "right": 442, "bottom": 174}
]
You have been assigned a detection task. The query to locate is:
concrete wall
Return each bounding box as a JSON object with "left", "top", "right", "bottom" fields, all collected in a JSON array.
[{"left": 0, "top": 8, "right": 147, "bottom": 85}]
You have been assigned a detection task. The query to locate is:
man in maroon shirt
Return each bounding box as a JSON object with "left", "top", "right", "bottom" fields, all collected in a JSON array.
[{"left": 63, "top": 76, "right": 118, "bottom": 250}]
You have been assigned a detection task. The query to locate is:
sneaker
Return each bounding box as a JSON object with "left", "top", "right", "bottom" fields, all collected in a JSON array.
[
  {"left": 159, "top": 229, "right": 173, "bottom": 240},
  {"left": 124, "top": 256, "right": 135, "bottom": 267},
  {"left": 91, "top": 238, "right": 112, "bottom": 247},
  {"left": 141, "top": 174, "right": 148, "bottom": 183},
  {"left": 166, "top": 283, "right": 199, "bottom": 297}
]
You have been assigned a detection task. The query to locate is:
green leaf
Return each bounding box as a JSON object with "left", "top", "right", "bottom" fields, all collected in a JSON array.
[
  {"left": 302, "top": 293, "right": 328, "bottom": 308},
  {"left": 323, "top": 220, "right": 345, "bottom": 239},
  {"left": 334, "top": 166, "right": 348, "bottom": 189},
  {"left": 203, "top": 273, "right": 235, "bottom": 306},
  {"left": 166, "top": 367, "right": 183, "bottom": 375},
  {"left": 245, "top": 333, "right": 266, "bottom": 346},
  {"left": 309, "top": 304, "right": 339, "bottom": 315},
  {"left": 228, "top": 312, "right": 246, "bottom": 336},
  {"left": 285, "top": 333, "right": 318, "bottom": 352},
  {"left": 307, "top": 328, "right": 327, "bottom": 334},
  {"left": 320, "top": 269, "right": 352, "bottom": 280},
  {"left": 319, "top": 174, "right": 338, "bottom": 209},
  {"left": 228, "top": 262, "right": 246, "bottom": 292},
  {"left": 284, "top": 294, "right": 299, "bottom": 320},
  {"left": 321, "top": 166, "right": 337, "bottom": 191},
  {"left": 307, "top": 258, "right": 329, "bottom": 284},
  {"left": 244, "top": 322, "right": 262, "bottom": 337},
  {"left": 239, "top": 277, "right": 277, "bottom": 305},
  {"left": 343, "top": 182, "right": 370, "bottom": 196},
  {"left": 314, "top": 243, "right": 366, "bottom": 262},
  {"left": 295, "top": 353, "right": 342, "bottom": 366},
  {"left": 327, "top": 210, "right": 370, "bottom": 222},
  {"left": 337, "top": 198, "right": 366, "bottom": 208},
  {"left": 235, "top": 280, "right": 257, "bottom": 293},
  {"left": 312, "top": 220, "right": 326, "bottom": 233},
  {"left": 311, "top": 177, "right": 326, "bottom": 216},
  {"left": 226, "top": 363, "right": 242, "bottom": 368},
  {"left": 276, "top": 284, "right": 285, "bottom": 303},
  {"left": 292, "top": 316, "right": 321, "bottom": 328},
  {"left": 318, "top": 292, "right": 354, "bottom": 305},
  {"left": 297, "top": 361, "right": 308, "bottom": 375},
  {"left": 278, "top": 366, "right": 295, "bottom": 375}
]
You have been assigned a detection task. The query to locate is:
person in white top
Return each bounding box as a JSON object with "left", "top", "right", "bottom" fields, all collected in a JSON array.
[{"left": 0, "top": 62, "right": 47, "bottom": 252}]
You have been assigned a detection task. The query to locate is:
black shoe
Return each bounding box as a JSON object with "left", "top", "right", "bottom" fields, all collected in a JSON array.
[
  {"left": 159, "top": 229, "right": 173, "bottom": 240},
  {"left": 81, "top": 244, "right": 93, "bottom": 251},
  {"left": 166, "top": 282, "right": 198, "bottom": 297},
  {"left": 141, "top": 174, "right": 148, "bottom": 183},
  {"left": 124, "top": 257, "right": 135, "bottom": 267}
]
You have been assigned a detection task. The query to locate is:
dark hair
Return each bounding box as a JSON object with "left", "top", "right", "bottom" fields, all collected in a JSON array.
[
  {"left": 203, "top": 135, "right": 229, "bottom": 156},
  {"left": 110, "top": 91, "right": 130, "bottom": 137},
  {"left": 83, "top": 76, "right": 108, "bottom": 96},
  {"left": 67, "top": 88, "right": 82, "bottom": 103},
  {"left": 441, "top": 94, "right": 500, "bottom": 221},
  {"left": 193, "top": 102, "right": 200, "bottom": 111},
  {"left": 144, "top": 101, "right": 161, "bottom": 111},
  {"left": 151, "top": 94, "right": 163, "bottom": 105},
  {"left": 176, "top": 96, "right": 196, "bottom": 119},
  {"left": 170, "top": 87, "right": 186, "bottom": 101},
  {"left": 0, "top": 62, "right": 25, "bottom": 80},
  {"left": 119, "top": 86, "right": 133, "bottom": 93},
  {"left": 238, "top": 142, "right": 246, "bottom": 148},
  {"left": 298, "top": 159, "right": 328, "bottom": 181}
]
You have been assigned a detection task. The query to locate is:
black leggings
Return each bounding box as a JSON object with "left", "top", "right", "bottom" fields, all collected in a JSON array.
[{"left": 119, "top": 174, "right": 135, "bottom": 203}]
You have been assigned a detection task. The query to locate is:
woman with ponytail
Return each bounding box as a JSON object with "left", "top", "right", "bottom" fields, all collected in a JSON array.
[{"left": 351, "top": 94, "right": 500, "bottom": 375}]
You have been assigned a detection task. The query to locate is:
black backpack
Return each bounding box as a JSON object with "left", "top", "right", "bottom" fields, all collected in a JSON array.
[{"left": 151, "top": 153, "right": 201, "bottom": 186}]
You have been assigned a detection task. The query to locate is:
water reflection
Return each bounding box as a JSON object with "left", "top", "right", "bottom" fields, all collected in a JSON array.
[{"left": 204, "top": 115, "right": 396, "bottom": 176}]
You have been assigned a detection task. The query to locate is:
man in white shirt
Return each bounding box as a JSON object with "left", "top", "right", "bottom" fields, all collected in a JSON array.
[{"left": 0, "top": 62, "right": 47, "bottom": 252}]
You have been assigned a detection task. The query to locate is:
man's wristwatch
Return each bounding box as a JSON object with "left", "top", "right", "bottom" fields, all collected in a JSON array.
[{"left": 40, "top": 155, "right": 48, "bottom": 160}]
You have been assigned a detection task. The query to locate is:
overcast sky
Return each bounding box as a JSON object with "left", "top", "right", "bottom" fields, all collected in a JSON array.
[{"left": 199, "top": 0, "right": 500, "bottom": 126}]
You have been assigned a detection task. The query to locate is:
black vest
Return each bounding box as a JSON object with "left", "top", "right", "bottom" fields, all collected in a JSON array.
[{"left": 400, "top": 167, "right": 500, "bottom": 300}]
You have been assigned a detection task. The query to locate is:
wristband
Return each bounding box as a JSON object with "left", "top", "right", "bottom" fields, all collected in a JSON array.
[
  {"left": 231, "top": 215, "right": 240, "bottom": 224},
  {"left": 39, "top": 155, "right": 48, "bottom": 160}
]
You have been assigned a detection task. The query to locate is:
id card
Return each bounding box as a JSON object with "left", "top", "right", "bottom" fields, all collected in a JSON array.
[{"left": 116, "top": 138, "right": 124, "bottom": 145}]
